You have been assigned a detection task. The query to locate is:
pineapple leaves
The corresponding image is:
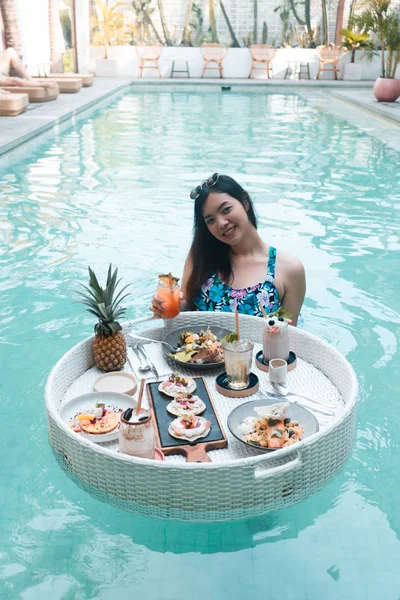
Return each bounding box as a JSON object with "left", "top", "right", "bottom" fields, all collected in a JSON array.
[{"left": 76, "top": 264, "right": 131, "bottom": 335}]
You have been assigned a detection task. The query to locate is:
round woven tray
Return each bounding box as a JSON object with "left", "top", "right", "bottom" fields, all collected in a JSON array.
[{"left": 45, "top": 312, "right": 358, "bottom": 522}]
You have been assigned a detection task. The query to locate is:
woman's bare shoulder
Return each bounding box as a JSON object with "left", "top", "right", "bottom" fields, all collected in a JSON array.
[{"left": 275, "top": 249, "right": 304, "bottom": 277}]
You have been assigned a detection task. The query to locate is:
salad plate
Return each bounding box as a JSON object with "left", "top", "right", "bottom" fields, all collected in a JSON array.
[
  {"left": 227, "top": 398, "right": 319, "bottom": 452},
  {"left": 161, "top": 326, "right": 233, "bottom": 371}
]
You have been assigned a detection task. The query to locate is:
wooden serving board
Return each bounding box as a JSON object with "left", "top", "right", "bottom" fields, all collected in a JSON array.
[{"left": 147, "top": 377, "right": 227, "bottom": 463}]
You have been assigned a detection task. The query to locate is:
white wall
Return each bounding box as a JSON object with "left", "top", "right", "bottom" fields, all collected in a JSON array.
[
  {"left": 16, "top": 0, "right": 50, "bottom": 71},
  {"left": 90, "top": 45, "right": 390, "bottom": 81}
]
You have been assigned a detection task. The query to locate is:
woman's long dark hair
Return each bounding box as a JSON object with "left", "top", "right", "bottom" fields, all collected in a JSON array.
[{"left": 186, "top": 175, "right": 257, "bottom": 305}]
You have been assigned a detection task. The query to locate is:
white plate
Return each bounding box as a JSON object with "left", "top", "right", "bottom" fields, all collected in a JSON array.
[
  {"left": 60, "top": 392, "right": 137, "bottom": 443},
  {"left": 166, "top": 396, "right": 206, "bottom": 416},
  {"left": 158, "top": 377, "right": 197, "bottom": 398}
]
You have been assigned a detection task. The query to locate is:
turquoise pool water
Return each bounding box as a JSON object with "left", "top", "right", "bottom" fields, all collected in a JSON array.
[{"left": 1, "top": 90, "right": 399, "bottom": 599}]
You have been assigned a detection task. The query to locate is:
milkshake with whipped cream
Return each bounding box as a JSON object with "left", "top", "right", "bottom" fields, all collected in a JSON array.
[
  {"left": 119, "top": 408, "right": 155, "bottom": 459},
  {"left": 262, "top": 316, "right": 290, "bottom": 363}
]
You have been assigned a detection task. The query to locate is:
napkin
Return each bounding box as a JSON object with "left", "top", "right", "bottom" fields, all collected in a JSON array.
[{"left": 127, "top": 343, "right": 172, "bottom": 381}]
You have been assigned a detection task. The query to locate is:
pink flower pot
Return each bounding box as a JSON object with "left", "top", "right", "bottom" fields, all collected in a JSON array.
[{"left": 373, "top": 77, "right": 400, "bottom": 102}]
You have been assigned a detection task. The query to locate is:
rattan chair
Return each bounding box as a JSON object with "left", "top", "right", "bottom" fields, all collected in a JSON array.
[
  {"left": 249, "top": 44, "right": 276, "bottom": 78},
  {"left": 201, "top": 43, "right": 228, "bottom": 78},
  {"left": 136, "top": 44, "right": 163, "bottom": 78},
  {"left": 316, "top": 44, "right": 347, "bottom": 80}
]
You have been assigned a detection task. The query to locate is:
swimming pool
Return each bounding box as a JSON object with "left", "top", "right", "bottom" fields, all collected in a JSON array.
[{"left": 1, "top": 89, "right": 399, "bottom": 599}]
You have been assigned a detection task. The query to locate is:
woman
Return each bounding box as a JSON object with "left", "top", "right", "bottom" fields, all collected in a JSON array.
[
  {"left": 150, "top": 173, "right": 306, "bottom": 326},
  {"left": 0, "top": 47, "right": 57, "bottom": 89}
]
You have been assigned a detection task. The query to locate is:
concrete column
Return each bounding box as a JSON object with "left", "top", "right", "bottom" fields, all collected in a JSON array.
[{"left": 72, "top": 0, "right": 90, "bottom": 73}]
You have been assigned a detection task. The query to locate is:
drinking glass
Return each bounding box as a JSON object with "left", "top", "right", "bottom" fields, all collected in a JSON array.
[
  {"left": 157, "top": 279, "right": 180, "bottom": 319},
  {"left": 222, "top": 339, "right": 254, "bottom": 390},
  {"left": 119, "top": 408, "right": 156, "bottom": 459},
  {"left": 263, "top": 321, "right": 290, "bottom": 363}
]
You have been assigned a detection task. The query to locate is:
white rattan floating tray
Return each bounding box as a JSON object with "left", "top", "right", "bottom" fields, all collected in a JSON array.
[{"left": 45, "top": 312, "right": 358, "bottom": 522}]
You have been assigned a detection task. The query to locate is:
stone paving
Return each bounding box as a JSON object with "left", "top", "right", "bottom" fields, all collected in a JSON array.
[{"left": 0, "top": 78, "right": 399, "bottom": 161}]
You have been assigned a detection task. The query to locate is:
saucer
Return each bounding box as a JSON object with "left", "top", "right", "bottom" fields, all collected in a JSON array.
[
  {"left": 94, "top": 372, "right": 137, "bottom": 396},
  {"left": 215, "top": 372, "right": 259, "bottom": 398},
  {"left": 255, "top": 351, "right": 297, "bottom": 373}
]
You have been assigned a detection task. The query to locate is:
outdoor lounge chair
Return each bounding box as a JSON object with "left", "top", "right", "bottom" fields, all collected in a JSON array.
[
  {"left": 249, "top": 45, "right": 276, "bottom": 78},
  {"left": 316, "top": 44, "right": 347, "bottom": 80},
  {"left": 35, "top": 72, "right": 95, "bottom": 87},
  {"left": 0, "top": 92, "right": 28, "bottom": 116},
  {"left": 136, "top": 44, "right": 162, "bottom": 78},
  {"left": 201, "top": 44, "right": 228, "bottom": 78},
  {"left": 32, "top": 75, "right": 82, "bottom": 92},
  {"left": 0, "top": 84, "right": 59, "bottom": 102}
]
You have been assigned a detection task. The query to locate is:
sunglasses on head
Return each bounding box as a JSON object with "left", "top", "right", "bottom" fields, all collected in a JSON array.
[{"left": 190, "top": 172, "right": 220, "bottom": 200}]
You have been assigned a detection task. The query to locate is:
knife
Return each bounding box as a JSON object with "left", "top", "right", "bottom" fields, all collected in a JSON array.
[{"left": 137, "top": 343, "right": 159, "bottom": 380}]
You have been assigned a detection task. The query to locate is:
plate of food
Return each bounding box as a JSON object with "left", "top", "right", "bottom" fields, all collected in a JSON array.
[
  {"left": 227, "top": 398, "right": 319, "bottom": 452},
  {"left": 161, "top": 326, "right": 234, "bottom": 370},
  {"left": 166, "top": 393, "right": 206, "bottom": 416},
  {"left": 158, "top": 375, "right": 197, "bottom": 397},
  {"left": 168, "top": 415, "right": 212, "bottom": 442},
  {"left": 60, "top": 392, "right": 137, "bottom": 443}
]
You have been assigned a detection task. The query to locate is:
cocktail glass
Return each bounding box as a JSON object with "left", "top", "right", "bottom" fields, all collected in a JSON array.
[
  {"left": 222, "top": 339, "right": 254, "bottom": 390},
  {"left": 157, "top": 279, "right": 180, "bottom": 319}
]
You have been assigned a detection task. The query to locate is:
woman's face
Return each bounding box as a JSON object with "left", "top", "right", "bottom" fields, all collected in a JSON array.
[{"left": 202, "top": 192, "right": 250, "bottom": 245}]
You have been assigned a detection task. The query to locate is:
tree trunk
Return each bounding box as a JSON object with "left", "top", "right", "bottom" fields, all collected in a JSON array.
[
  {"left": 157, "top": 0, "right": 172, "bottom": 46},
  {"left": 49, "top": 0, "right": 65, "bottom": 72},
  {"left": 334, "top": 0, "right": 345, "bottom": 46},
  {"left": 219, "top": 0, "right": 240, "bottom": 47},
  {"left": 0, "top": 0, "right": 21, "bottom": 53},
  {"left": 253, "top": 0, "right": 257, "bottom": 44},
  {"left": 209, "top": 0, "right": 218, "bottom": 43},
  {"left": 181, "top": 0, "right": 194, "bottom": 45},
  {"left": 321, "top": 0, "right": 329, "bottom": 45}
]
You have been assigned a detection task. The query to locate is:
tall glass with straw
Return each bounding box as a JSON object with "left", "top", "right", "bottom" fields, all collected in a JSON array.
[{"left": 222, "top": 310, "right": 254, "bottom": 390}]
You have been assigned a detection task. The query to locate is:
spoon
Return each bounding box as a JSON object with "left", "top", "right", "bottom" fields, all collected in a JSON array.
[{"left": 130, "top": 345, "right": 150, "bottom": 373}]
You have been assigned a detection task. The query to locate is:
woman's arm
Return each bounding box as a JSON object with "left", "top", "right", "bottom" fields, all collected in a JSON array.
[
  {"left": 179, "top": 251, "right": 194, "bottom": 311},
  {"left": 280, "top": 256, "right": 306, "bottom": 327}
]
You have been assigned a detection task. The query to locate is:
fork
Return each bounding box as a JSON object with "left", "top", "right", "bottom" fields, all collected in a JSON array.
[{"left": 267, "top": 383, "right": 335, "bottom": 417}]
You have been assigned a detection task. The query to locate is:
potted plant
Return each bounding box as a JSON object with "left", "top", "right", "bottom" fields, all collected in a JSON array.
[
  {"left": 91, "top": 0, "right": 130, "bottom": 76},
  {"left": 355, "top": 0, "right": 400, "bottom": 101},
  {"left": 340, "top": 26, "right": 371, "bottom": 80}
]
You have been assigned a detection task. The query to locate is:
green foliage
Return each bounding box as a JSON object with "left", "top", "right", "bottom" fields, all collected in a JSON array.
[
  {"left": 91, "top": 0, "right": 131, "bottom": 57},
  {"left": 62, "top": 48, "right": 74, "bottom": 72},
  {"left": 76, "top": 265, "right": 131, "bottom": 337},
  {"left": 189, "top": 2, "right": 204, "bottom": 46},
  {"left": 274, "top": 1, "right": 295, "bottom": 47},
  {"left": 262, "top": 21, "right": 268, "bottom": 44},
  {"left": 340, "top": 27, "right": 372, "bottom": 62},
  {"left": 355, "top": 0, "right": 400, "bottom": 77},
  {"left": 60, "top": 9, "right": 72, "bottom": 48}
]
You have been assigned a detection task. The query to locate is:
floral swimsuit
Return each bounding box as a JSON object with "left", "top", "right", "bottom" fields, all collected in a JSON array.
[{"left": 193, "top": 246, "right": 281, "bottom": 317}]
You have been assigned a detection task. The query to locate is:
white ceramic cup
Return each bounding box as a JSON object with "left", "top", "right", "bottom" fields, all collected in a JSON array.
[{"left": 269, "top": 358, "right": 288, "bottom": 385}]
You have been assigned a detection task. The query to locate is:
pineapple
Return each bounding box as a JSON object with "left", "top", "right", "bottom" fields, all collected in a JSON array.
[{"left": 77, "top": 264, "right": 131, "bottom": 372}]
